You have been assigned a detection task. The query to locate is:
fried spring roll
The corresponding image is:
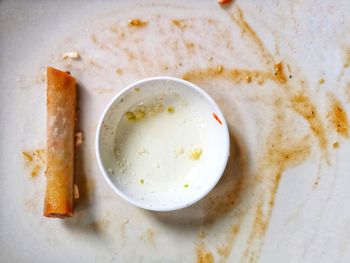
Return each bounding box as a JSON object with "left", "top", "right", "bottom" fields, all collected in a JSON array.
[{"left": 44, "top": 67, "right": 76, "bottom": 218}]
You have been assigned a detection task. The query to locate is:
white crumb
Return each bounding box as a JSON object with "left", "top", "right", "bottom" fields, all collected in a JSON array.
[{"left": 62, "top": 51, "right": 80, "bottom": 60}]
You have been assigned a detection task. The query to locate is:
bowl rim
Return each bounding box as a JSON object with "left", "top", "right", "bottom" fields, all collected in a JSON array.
[{"left": 95, "top": 76, "right": 230, "bottom": 211}]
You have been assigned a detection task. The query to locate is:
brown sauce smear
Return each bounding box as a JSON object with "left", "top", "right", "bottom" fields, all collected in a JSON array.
[
  {"left": 229, "top": 7, "right": 274, "bottom": 66},
  {"left": 243, "top": 116, "right": 311, "bottom": 262},
  {"left": 328, "top": 97, "right": 349, "bottom": 137},
  {"left": 183, "top": 66, "right": 281, "bottom": 85},
  {"left": 216, "top": 224, "right": 240, "bottom": 260},
  {"left": 290, "top": 93, "right": 328, "bottom": 150}
]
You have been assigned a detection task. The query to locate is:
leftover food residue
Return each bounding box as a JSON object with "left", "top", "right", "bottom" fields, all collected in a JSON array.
[
  {"left": 190, "top": 148, "right": 203, "bottom": 161},
  {"left": 62, "top": 51, "right": 80, "bottom": 60},
  {"left": 128, "top": 19, "right": 147, "bottom": 27},
  {"left": 22, "top": 149, "right": 45, "bottom": 177},
  {"left": 213, "top": 113, "right": 223, "bottom": 125}
]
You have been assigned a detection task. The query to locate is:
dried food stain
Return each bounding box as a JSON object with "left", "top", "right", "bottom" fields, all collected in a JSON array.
[
  {"left": 22, "top": 149, "right": 46, "bottom": 177},
  {"left": 229, "top": 6, "right": 274, "bottom": 66},
  {"left": 328, "top": 97, "right": 349, "bottom": 137},
  {"left": 172, "top": 19, "right": 187, "bottom": 30},
  {"left": 196, "top": 243, "right": 214, "bottom": 263},
  {"left": 140, "top": 228, "right": 155, "bottom": 245},
  {"left": 290, "top": 93, "right": 328, "bottom": 151},
  {"left": 274, "top": 62, "right": 287, "bottom": 84}
]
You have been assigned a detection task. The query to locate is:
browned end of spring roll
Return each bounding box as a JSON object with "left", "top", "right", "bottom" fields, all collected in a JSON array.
[{"left": 44, "top": 67, "right": 76, "bottom": 218}]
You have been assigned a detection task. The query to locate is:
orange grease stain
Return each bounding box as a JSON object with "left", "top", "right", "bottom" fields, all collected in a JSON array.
[{"left": 328, "top": 97, "right": 349, "bottom": 137}]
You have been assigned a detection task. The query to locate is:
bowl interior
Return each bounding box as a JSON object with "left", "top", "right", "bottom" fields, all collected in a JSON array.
[{"left": 97, "top": 77, "right": 229, "bottom": 211}]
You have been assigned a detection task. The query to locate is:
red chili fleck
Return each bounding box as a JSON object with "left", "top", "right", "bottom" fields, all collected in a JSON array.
[
  {"left": 213, "top": 113, "right": 223, "bottom": 125},
  {"left": 217, "top": 0, "right": 232, "bottom": 4}
]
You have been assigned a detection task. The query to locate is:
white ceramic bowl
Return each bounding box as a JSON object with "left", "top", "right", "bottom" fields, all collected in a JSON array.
[{"left": 96, "top": 77, "right": 230, "bottom": 211}]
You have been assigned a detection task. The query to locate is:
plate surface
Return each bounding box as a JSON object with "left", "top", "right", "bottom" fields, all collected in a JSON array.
[{"left": 1, "top": 0, "right": 350, "bottom": 262}]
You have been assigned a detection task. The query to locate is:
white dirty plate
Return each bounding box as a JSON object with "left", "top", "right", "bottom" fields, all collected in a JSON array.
[{"left": 1, "top": 1, "right": 350, "bottom": 262}]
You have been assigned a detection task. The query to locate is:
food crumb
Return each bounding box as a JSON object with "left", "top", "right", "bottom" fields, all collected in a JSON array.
[
  {"left": 74, "top": 184, "right": 80, "bottom": 199},
  {"left": 75, "top": 131, "right": 83, "bottom": 146},
  {"left": 319, "top": 79, "right": 325, "bottom": 84},
  {"left": 116, "top": 68, "right": 123, "bottom": 75},
  {"left": 138, "top": 147, "right": 148, "bottom": 155},
  {"left": 128, "top": 19, "right": 147, "bottom": 27},
  {"left": 62, "top": 51, "right": 80, "bottom": 60},
  {"left": 246, "top": 74, "right": 252, "bottom": 83},
  {"left": 274, "top": 62, "right": 287, "bottom": 83},
  {"left": 22, "top": 151, "right": 33, "bottom": 163},
  {"left": 190, "top": 148, "right": 202, "bottom": 160},
  {"left": 167, "top": 105, "right": 175, "bottom": 113},
  {"left": 125, "top": 111, "right": 136, "bottom": 120},
  {"left": 333, "top": 142, "right": 339, "bottom": 148},
  {"left": 216, "top": 65, "right": 224, "bottom": 73},
  {"left": 134, "top": 87, "right": 140, "bottom": 92},
  {"left": 31, "top": 164, "right": 41, "bottom": 177},
  {"left": 183, "top": 183, "right": 189, "bottom": 188},
  {"left": 140, "top": 179, "right": 144, "bottom": 184},
  {"left": 134, "top": 110, "right": 145, "bottom": 120}
]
